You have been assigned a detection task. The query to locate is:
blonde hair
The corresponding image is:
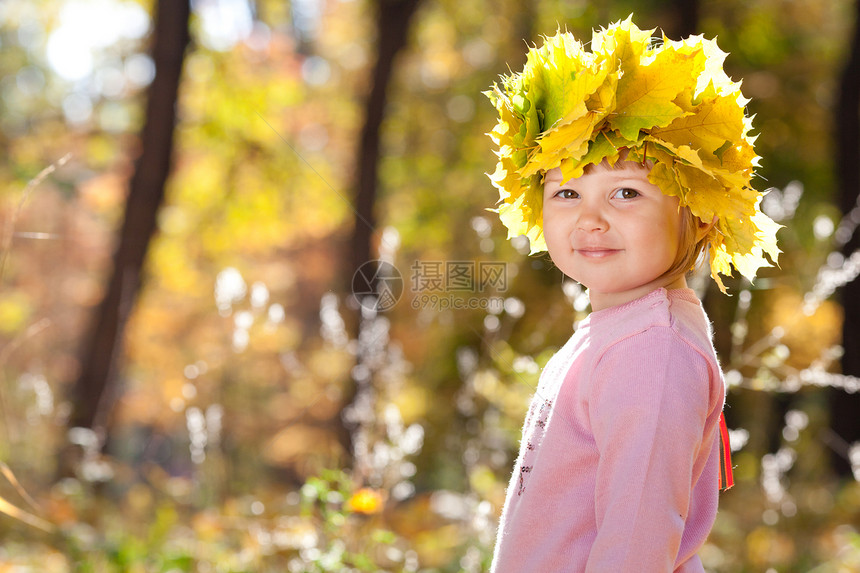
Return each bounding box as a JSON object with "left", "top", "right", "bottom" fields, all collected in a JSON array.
[{"left": 664, "top": 208, "right": 712, "bottom": 281}]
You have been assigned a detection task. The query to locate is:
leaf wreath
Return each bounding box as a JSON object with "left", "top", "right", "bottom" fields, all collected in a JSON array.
[{"left": 485, "top": 15, "right": 781, "bottom": 293}]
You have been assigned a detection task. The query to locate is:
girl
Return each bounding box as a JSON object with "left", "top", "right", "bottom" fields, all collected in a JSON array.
[{"left": 485, "top": 18, "right": 780, "bottom": 572}]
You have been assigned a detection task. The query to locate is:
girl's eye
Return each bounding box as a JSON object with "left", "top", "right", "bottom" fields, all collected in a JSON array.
[
  {"left": 613, "top": 188, "right": 640, "bottom": 199},
  {"left": 555, "top": 189, "right": 578, "bottom": 199}
]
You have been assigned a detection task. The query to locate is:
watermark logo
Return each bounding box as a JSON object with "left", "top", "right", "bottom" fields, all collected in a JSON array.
[
  {"left": 352, "top": 260, "right": 404, "bottom": 312},
  {"left": 410, "top": 261, "right": 508, "bottom": 293},
  {"left": 352, "top": 260, "right": 509, "bottom": 312}
]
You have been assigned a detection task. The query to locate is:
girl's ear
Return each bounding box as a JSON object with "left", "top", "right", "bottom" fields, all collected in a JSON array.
[{"left": 696, "top": 216, "right": 717, "bottom": 242}]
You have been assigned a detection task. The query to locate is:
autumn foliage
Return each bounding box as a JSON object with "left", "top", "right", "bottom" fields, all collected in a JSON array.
[{"left": 0, "top": 0, "right": 859, "bottom": 571}]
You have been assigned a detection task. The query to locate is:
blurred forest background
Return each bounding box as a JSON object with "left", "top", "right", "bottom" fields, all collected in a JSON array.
[{"left": 0, "top": 0, "right": 859, "bottom": 571}]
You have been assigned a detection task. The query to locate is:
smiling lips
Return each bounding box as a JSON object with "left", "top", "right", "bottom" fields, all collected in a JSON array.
[{"left": 574, "top": 246, "right": 622, "bottom": 258}]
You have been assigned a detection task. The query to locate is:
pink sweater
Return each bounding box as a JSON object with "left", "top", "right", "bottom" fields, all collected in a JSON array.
[{"left": 491, "top": 288, "right": 725, "bottom": 572}]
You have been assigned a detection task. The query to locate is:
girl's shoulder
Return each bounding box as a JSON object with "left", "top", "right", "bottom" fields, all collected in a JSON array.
[
  {"left": 585, "top": 289, "right": 715, "bottom": 367},
  {"left": 585, "top": 288, "right": 692, "bottom": 339}
]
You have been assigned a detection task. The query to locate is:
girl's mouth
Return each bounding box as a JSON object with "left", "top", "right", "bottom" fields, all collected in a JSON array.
[{"left": 575, "top": 248, "right": 621, "bottom": 258}]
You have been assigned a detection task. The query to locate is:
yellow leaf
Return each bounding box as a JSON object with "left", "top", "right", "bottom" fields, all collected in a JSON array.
[
  {"left": 591, "top": 15, "right": 654, "bottom": 71},
  {"left": 488, "top": 151, "right": 522, "bottom": 201},
  {"left": 668, "top": 35, "right": 738, "bottom": 98},
  {"left": 609, "top": 41, "right": 704, "bottom": 140},
  {"left": 497, "top": 181, "right": 546, "bottom": 253},
  {"left": 651, "top": 93, "right": 747, "bottom": 156},
  {"left": 524, "top": 32, "right": 600, "bottom": 130},
  {"left": 586, "top": 71, "right": 619, "bottom": 113},
  {"left": 677, "top": 162, "right": 751, "bottom": 221},
  {"left": 558, "top": 130, "right": 636, "bottom": 182},
  {"left": 648, "top": 161, "right": 685, "bottom": 202},
  {"left": 521, "top": 110, "right": 604, "bottom": 177},
  {"left": 752, "top": 208, "right": 783, "bottom": 264},
  {"left": 347, "top": 488, "right": 385, "bottom": 515}
]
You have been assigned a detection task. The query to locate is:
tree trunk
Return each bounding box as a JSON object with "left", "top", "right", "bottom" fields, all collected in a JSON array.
[
  {"left": 339, "top": 0, "right": 422, "bottom": 465},
  {"left": 832, "top": 0, "right": 860, "bottom": 477},
  {"left": 68, "top": 0, "right": 191, "bottom": 434},
  {"left": 348, "top": 0, "right": 421, "bottom": 283},
  {"left": 671, "top": 0, "right": 700, "bottom": 38}
]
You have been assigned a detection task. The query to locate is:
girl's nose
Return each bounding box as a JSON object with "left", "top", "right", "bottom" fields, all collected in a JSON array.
[{"left": 576, "top": 202, "right": 607, "bottom": 232}]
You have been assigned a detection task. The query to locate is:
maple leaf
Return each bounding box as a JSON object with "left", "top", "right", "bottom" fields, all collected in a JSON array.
[
  {"left": 669, "top": 35, "right": 738, "bottom": 99},
  {"left": 496, "top": 179, "right": 546, "bottom": 252},
  {"left": 708, "top": 243, "right": 734, "bottom": 293},
  {"left": 715, "top": 139, "right": 759, "bottom": 182},
  {"left": 648, "top": 160, "right": 683, "bottom": 196},
  {"left": 608, "top": 41, "right": 704, "bottom": 140},
  {"left": 586, "top": 71, "right": 619, "bottom": 113},
  {"left": 651, "top": 93, "right": 747, "bottom": 157},
  {"left": 591, "top": 14, "right": 654, "bottom": 72},
  {"left": 522, "top": 32, "right": 594, "bottom": 131},
  {"left": 521, "top": 111, "right": 603, "bottom": 177},
  {"left": 488, "top": 151, "right": 520, "bottom": 201},
  {"left": 560, "top": 130, "right": 618, "bottom": 181},
  {"left": 518, "top": 33, "right": 615, "bottom": 177},
  {"left": 751, "top": 208, "right": 782, "bottom": 264}
]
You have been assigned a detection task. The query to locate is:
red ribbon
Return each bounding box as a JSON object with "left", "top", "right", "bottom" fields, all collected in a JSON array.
[{"left": 718, "top": 412, "right": 734, "bottom": 491}]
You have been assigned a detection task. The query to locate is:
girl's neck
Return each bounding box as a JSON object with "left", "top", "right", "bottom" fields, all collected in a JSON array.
[{"left": 587, "top": 274, "right": 689, "bottom": 312}]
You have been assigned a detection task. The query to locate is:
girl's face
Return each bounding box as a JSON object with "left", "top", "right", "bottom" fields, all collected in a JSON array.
[{"left": 542, "top": 161, "right": 687, "bottom": 311}]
